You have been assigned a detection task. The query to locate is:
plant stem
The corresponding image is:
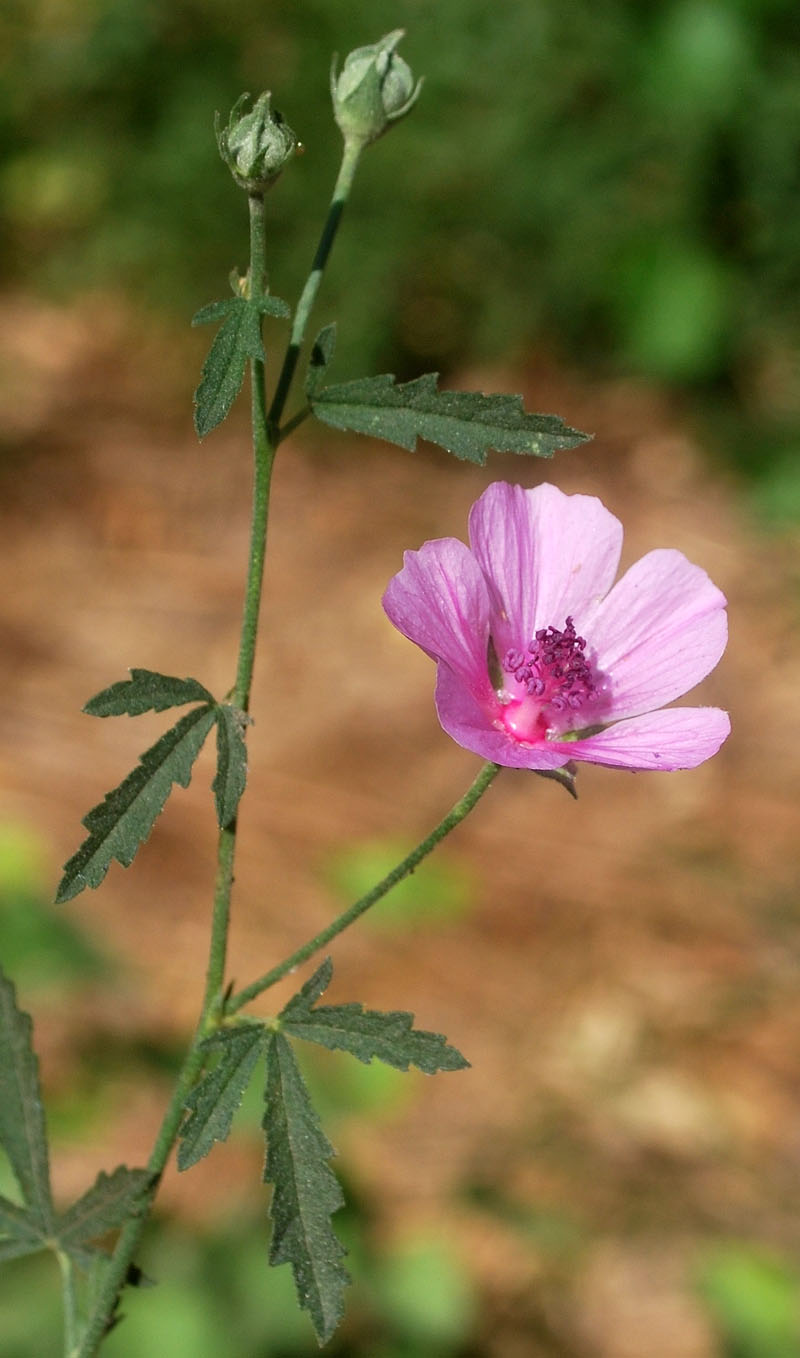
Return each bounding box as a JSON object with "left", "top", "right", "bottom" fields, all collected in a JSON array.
[
  {"left": 268, "top": 137, "right": 363, "bottom": 436},
  {"left": 227, "top": 761, "right": 502, "bottom": 1014},
  {"left": 74, "top": 135, "right": 380, "bottom": 1347},
  {"left": 73, "top": 189, "right": 277, "bottom": 1358},
  {"left": 72, "top": 1043, "right": 207, "bottom": 1358},
  {"left": 234, "top": 191, "right": 277, "bottom": 716}
]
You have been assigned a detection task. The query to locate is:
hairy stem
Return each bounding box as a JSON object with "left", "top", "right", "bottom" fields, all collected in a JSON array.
[
  {"left": 227, "top": 761, "right": 502, "bottom": 1014},
  {"left": 71, "top": 1043, "right": 207, "bottom": 1358},
  {"left": 73, "top": 190, "right": 277, "bottom": 1358}
]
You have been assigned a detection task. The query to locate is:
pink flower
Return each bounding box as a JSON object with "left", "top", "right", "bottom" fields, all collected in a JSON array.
[{"left": 383, "top": 482, "right": 729, "bottom": 772}]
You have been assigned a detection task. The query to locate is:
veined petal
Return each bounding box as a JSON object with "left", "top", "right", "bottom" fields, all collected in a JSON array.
[
  {"left": 468, "top": 482, "right": 623, "bottom": 656},
  {"left": 550, "top": 706, "right": 731, "bottom": 771},
  {"left": 383, "top": 538, "right": 492, "bottom": 698},
  {"left": 434, "top": 665, "right": 574, "bottom": 770},
  {"left": 588, "top": 549, "right": 728, "bottom": 719}
]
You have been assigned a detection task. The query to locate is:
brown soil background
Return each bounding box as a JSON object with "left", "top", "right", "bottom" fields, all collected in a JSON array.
[{"left": 1, "top": 295, "right": 799, "bottom": 1355}]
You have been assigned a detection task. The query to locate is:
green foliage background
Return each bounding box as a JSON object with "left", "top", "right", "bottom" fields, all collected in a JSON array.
[{"left": 2, "top": 0, "right": 799, "bottom": 437}]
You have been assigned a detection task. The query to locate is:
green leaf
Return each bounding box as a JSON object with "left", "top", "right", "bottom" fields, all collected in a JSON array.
[
  {"left": 263, "top": 1032, "right": 349, "bottom": 1345},
  {"left": 212, "top": 704, "right": 248, "bottom": 829},
  {"left": 192, "top": 295, "right": 290, "bottom": 327},
  {"left": 178, "top": 1024, "right": 267, "bottom": 1171},
  {"left": 256, "top": 295, "right": 291, "bottom": 321},
  {"left": 281, "top": 959, "right": 469, "bottom": 1075},
  {"left": 192, "top": 298, "right": 240, "bottom": 326},
  {"left": 0, "top": 1193, "right": 47, "bottom": 1260},
  {"left": 305, "top": 323, "right": 337, "bottom": 399},
  {"left": 56, "top": 1167, "right": 152, "bottom": 1251},
  {"left": 84, "top": 670, "right": 214, "bottom": 718},
  {"left": 193, "top": 298, "right": 264, "bottom": 439},
  {"left": 0, "top": 969, "right": 53, "bottom": 1230},
  {"left": 311, "top": 372, "right": 590, "bottom": 463},
  {"left": 56, "top": 705, "right": 216, "bottom": 903}
]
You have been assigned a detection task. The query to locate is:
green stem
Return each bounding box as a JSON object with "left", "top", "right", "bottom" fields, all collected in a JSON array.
[
  {"left": 268, "top": 137, "right": 363, "bottom": 436},
  {"left": 72, "top": 1043, "right": 207, "bottom": 1358},
  {"left": 235, "top": 191, "right": 277, "bottom": 715},
  {"left": 73, "top": 189, "right": 277, "bottom": 1358},
  {"left": 227, "top": 761, "right": 502, "bottom": 1014}
]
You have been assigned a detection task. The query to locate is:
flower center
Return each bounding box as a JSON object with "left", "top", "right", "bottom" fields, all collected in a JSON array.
[{"left": 496, "top": 617, "right": 598, "bottom": 743}]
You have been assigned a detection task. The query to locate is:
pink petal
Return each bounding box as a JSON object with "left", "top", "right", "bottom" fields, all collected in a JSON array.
[
  {"left": 587, "top": 550, "right": 728, "bottom": 719},
  {"left": 468, "top": 482, "right": 623, "bottom": 656},
  {"left": 434, "top": 664, "right": 574, "bottom": 770},
  {"left": 382, "top": 538, "right": 493, "bottom": 699},
  {"left": 550, "top": 706, "right": 731, "bottom": 771}
]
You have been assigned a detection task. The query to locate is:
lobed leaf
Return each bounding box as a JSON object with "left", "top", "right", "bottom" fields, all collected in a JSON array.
[
  {"left": 281, "top": 959, "right": 469, "bottom": 1075},
  {"left": 178, "top": 1024, "right": 267, "bottom": 1171},
  {"left": 192, "top": 298, "right": 241, "bottom": 327},
  {"left": 255, "top": 295, "right": 291, "bottom": 320},
  {"left": 263, "top": 1032, "right": 349, "bottom": 1345},
  {"left": 0, "top": 969, "right": 53, "bottom": 1232},
  {"left": 305, "top": 323, "right": 337, "bottom": 399},
  {"left": 192, "top": 295, "right": 290, "bottom": 327},
  {"left": 193, "top": 298, "right": 264, "bottom": 439},
  {"left": 56, "top": 1167, "right": 152, "bottom": 1251},
  {"left": 84, "top": 670, "right": 214, "bottom": 718},
  {"left": 311, "top": 372, "right": 590, "bottom": 464},
  {"left": 212, "top": 704, "right": 249, "bottom": 829},
  {"left": 56, "top": 705, "right": 216, "bottom": 903}
]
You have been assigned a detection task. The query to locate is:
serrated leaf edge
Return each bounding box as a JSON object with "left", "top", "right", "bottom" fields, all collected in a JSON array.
[{"left": 56, "top": 704, "right": 216, "bottom": 902}]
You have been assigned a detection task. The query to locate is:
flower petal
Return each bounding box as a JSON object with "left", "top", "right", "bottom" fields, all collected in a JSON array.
[
  {"left": 468, "top": 482, "right": 623, "bottom": 655},
  {"left": 382, "top": 538, "right": 492, "bottom": 699},
  {"left": 434, "top": 664, "right": 574, "bottom": 770},
  {"left": 587, "top": 549, "right": 728, "bottom": 719},
  {"left": 550, "top": 706, "right": 731, "bottom": 771}
]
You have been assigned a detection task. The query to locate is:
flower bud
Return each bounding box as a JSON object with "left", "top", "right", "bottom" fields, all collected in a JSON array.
[
  {"left": 216, "top": 92, "right": 298, "bottom": 193},
  {"left": 330, "top": 30, "right": 422, "bottom": 148}
]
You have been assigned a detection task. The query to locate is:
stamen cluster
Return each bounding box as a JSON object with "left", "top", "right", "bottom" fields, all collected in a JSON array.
[{"left": 502, "top": 617, "right": 596, "bottom": 712}]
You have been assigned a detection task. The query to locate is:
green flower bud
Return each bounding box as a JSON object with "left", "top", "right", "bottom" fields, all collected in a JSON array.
[
  {"left": 330, "top": 29, "right": 422, "bottom": 148},
  {"left": 216, "top": 92, "right": 298, "bottom": 193}
]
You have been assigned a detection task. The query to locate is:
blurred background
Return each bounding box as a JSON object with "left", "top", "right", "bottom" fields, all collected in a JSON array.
[{"left": 1, "top": 1, "right": 799, "bottom": 1355}]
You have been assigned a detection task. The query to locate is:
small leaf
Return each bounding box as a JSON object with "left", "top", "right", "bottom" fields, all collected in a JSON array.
[
  {"left": 194, "top": 295, "right": 290, "bottom": 328},
  {"left": 213, "top": 704, "right": 248, "bottom": 829},
  {"left": 0, "top": 1194, "right": 47, "bottom": 1261},
  {"left": 263, "top": 1032, "right": 349, "bottom": 1345},
  {"left": 0, "top": 969, "right": 53, "bottom": 1231},
  {"left": 192, "top": 298, "right": 239, "bottom": 326},
  {"left": 305, "top": 323, "right": 337, "bottom": 399},
  {"left": 194, "top": 298, "right": 264, "bottom": 439},
  {"left": 256, "top": 295, "right": 291, "bottom": 320},
  {"left": 56, "top": 705, "right": 216, "bottom": 903},
  {"left": 84, "top": 670, "right": 214, "bottom": 718},
  {"left": 57, "top": 1167, "right": 152, "bottom": 1251},
  {"left": 311, "top": 372, "right": 590, "bottom": 464},
  {"left": 281, "top": 959, "right": 469, "bottom": 1075},
  {"left": 178, "top": 1024, "right": 267, "bottom": 1171}
]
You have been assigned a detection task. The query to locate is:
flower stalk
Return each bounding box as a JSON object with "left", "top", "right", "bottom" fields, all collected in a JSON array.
[{"left": 227, "top": 759, "right": 502, "bottom": 1014}]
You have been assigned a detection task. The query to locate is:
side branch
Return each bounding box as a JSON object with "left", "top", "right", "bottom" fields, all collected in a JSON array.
[{"left": 227, "top": 761, "right": 502, "bottom": 1014}]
